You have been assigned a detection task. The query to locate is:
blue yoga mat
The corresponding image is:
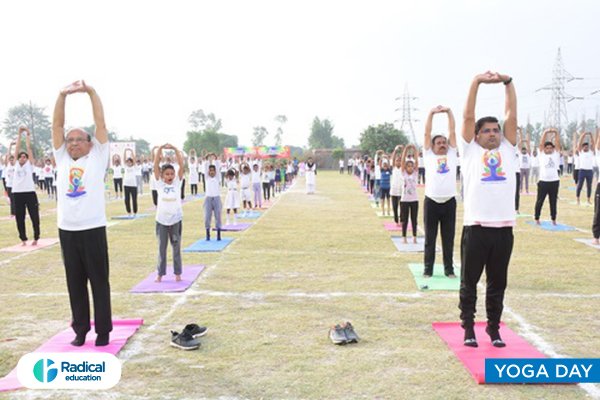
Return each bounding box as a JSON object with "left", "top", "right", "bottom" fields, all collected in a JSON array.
[
  {"left": 183, "top": 237, "right": 234, "bottom": 252},
  {"left": 238, "top": 211, "right": 262, "bottom": 219},
  {"left": 111, "top": 213, "right": 151, "bottom": 220},
  {"left": 526, "top": 221, "right": 576, "bottom": 232}
]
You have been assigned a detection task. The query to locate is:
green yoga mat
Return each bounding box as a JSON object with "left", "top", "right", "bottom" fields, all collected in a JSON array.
[{"left": 408, "top": 263, "right": 460, "bottom": 291}]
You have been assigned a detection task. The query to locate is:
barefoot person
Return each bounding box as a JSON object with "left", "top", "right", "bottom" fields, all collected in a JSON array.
[
  {"left": 576, "top": 131, "right": 595, "bottom": 205},
  {"left": 52, "top": 80, "right": 112, "bottom": 347},
  {"left": 534, "top": 128, "right": 561, "bottom": 225},
  {"left": 12, "top": 127, "right": 41, "bottom": 246},
  {"left": 153, "top": 143, "right": 185, "bottom": 283},
  {"left": 460, "top": 71, "right": 517, "bottom": 348},
  {"left": 423, "top": 106, "right": 458, "bottom": 278},
  {"left": 400, "top": 145, "right": 419, "bottom": 244}
]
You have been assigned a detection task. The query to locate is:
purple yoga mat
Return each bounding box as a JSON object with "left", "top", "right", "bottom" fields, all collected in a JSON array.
[
  {"left": 0, "top": 319, "right": 143, "bottom": 392},
  {"left": 130, "top": 264, "right": 205, "bottom": 293},
  {"left": 213, "top": 223, "right": 252, "bottom": 232}
]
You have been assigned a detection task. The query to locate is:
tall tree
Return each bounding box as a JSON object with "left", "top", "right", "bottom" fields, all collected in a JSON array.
[
  {"left": 308, "top": 117, "right": 344, "bottom": 149},
  {"left": 183, "top": 130, "right": 238, "bottom": 154},
  {"left": 359, "top": 123, "right": 408, "bottom": 155},
  {"left": 1, "top": 102, "right": 52, "bottom": 156},
  {"left": 273, "top": 114, "right": 287, "bottom": 146},
  {"left": 188, "top": 109, "right": 222, "bottom": 132},
  {"left": 252, "top": 126, "right": 269, "bottom": 146}
]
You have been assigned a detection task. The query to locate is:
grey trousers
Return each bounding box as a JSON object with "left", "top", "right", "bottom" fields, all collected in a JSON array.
[
  {"left": 204, "top": 196, "right": 222, "bottom": 230},
  {"left": 136, "top": 175, "right": 143, "bottom": 195},
  {"left": 156, "top": 221, "right": 182, "bottom": 276}
]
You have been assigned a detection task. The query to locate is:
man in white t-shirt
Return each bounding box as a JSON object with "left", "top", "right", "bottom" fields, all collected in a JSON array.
[
  {"left": 534, "top": 129, "right": 561, "bottom": 224},
  {"left": 12, "top": 127, "right": 41, "bottom": 246},
  {"left": 530, "top": 149, "right": 540, "bottom": 183},
  {"left": 52, "top": 80, "right": 112, "bottom": 347},
  {"left": 459, "top": 71, "right": 517, "bottom": 348},
  {"left": 423, "top": 106, "right": 458, "bottom": 278},
  {"left": 576, "top": 132, "right": 596, "bottom": 205}
]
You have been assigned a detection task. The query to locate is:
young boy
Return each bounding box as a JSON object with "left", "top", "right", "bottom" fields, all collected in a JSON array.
[
  {"left": 153, "top": 143, "right": 185, "bottom": 282},
  {"left": 204, "top": 153, "right": 222, "bottom": 240}
]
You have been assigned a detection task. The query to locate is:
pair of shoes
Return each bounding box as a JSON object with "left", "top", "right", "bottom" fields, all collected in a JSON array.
[
  {"left": 329, "top": 322, "right": 360, "bottom": 345},
  {"left": 170, "top": 323, "right": 209, "bottom": 350}
]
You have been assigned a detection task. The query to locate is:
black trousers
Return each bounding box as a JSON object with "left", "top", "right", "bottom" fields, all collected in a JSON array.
[
  {"left": 534, "top": 180, "right": 559, "bottom": 221},
  {"left": 45, "top": 177, "right": 55, "bottom": 195},
  {"left": 459, "top": 226, "right": 513, "bottom": 330},
  {"left": 113, "top": 178, "right": 123, "bottom": 194},
  {"left": 7, "top": 187, "right": 15, "bottom": 216},
  {"left": 59, "top": 227, "right": 112, "bottom": 336},
  {"left": 391, "top": 195, "right": 401, "bottom": 223},
  {"left": 152, "top": 189, "right": 158, "bottom": 206},
  {"left": 13, "top": 191, "right": 40, "bottom": 241},
  {"left": 515, "top": 172, "right": 520, "bottom": 211},
  {"left": 423, "top": 196, "right": 456, "bottom": 275},
  {"left": 124, "top": 186, "right": 138, "bottom": 214},
  {"left": 573, "top": 169, "right": 579, "bottom": 185},
  {"left": 593, "top": 183, "right": 600, "bottom": 240},
  {"left": 400, "top": 201, "right": 418, "bottom": 237},
  {"left": 191, "top": 183, "right": 198, "bottom": 195},
  {"left": 181, "top": 178, "right": 186, "bottom": 200},
  {"left": 418, "top": 168, "right": 425, "bottom": 184},
  {"left": 262, "top": 182, "right": 270, "bottom": 201}
]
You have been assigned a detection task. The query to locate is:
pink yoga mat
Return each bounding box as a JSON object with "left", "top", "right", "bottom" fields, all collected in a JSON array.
[
  {"left": 0, "top": 238, "right": 59, "bottom": 253},
  {"left": 0, "top": 319, "right": 143, "bottom": 392},
  {"left": 383, "top": 222, "right": 412, "bottom": 232},
  {"left": 432, "top": 322, "right": 546, "bottom": 384},
  {"left": 130, "top": 264, "right": 205, "bottom": 293}
]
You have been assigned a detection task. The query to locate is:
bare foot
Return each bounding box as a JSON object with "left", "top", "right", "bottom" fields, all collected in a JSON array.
[
  {"left": 576, "top": 198, "right": 580, "bottom": 205},
  {"left": 535, "top": 219, "right": 541, "bottom": 225},
  {"left": 31, "top": 240, "right": 38, "bottom": 246},
  {"left": 413, "top": 237, "right": 417, "bottom": 244},
  {"left": 552, "top": 220, "right": 557, "bottom": 226},
  {"left": 155, "top": 276, "right": 162, "bottom": 283},
  {"left": 21, "top": 241, "right": 27, "bottom": 247},
  {"left": 587, "top": 199, "right": 592, "bottom": 205},
  {"left": 403, "top": 237, "right": 408, "bottom": 244},
  {"left": 175, "top": 275, "right": 182, "bottom": 282},
  {"left": 593, "top": 239, "right": 600, "bottom": 246}
]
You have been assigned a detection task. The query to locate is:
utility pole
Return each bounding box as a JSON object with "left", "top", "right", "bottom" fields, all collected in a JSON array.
[{"left": 395, "top": 84, "right": 419, "bottom": 145}]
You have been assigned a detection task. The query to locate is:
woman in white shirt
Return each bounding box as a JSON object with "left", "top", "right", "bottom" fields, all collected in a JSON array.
[
  {"left": 123, "top": 149, "right": 139, "bottom": 216},
  {"left": 112, "top": 155, "right": 123, "bottom": 199},
  {"left": 576, "top": 132, "right": 596, "bottom": 205},
  {"left": 188, "top": 150, "right": 199, "bottom": 196},
  {"left": 390, "top": 145, "right": 405, "bottom": 227}
]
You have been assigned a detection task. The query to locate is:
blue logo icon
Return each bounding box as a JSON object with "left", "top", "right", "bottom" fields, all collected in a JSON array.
[{"left": 33, "top": 359, "right": 58, "bottom": 383}]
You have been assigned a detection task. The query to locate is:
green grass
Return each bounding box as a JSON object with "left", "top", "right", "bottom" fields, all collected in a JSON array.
[{"left": 0, "top": 173, "right": 598, "bottom": 399}]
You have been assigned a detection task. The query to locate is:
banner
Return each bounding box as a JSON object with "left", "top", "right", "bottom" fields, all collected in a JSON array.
[{"left": 223, "top": 146, "right": 290, "bottom": 159}]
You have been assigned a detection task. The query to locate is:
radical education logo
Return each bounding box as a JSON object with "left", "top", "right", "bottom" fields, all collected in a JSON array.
[
  {"left": 17, "top": 352, "right": 121, "bottom": 390},
  {"left": 33, "top": 358, "right": 58, "bottom": 383}
]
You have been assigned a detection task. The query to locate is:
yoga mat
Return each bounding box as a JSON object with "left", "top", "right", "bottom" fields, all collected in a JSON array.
[
  {"left": 130, "top": 264, "right": 205, "bottom": 293},
  {"left": 376, "top": 211, "right": 393, "bottom": 218},
  {"left": 574, "top": 238, "right": 600, "bottom": 250},
  {"left": 383, "top": 222, "right": 412, "bottom": 232},
  {"left": 0, "top": 238, "right": 59, "bottom": 253},
  {"left": 106, "top": 221, "right": 120, "bottom": 228},
  {"left": 408, "top": 263, "right": 460, "bottom": 291},
  {"left": 526, "top": 221, "right": 576, "bottom": 232},
  {"left": 183, "top": 237, "right": 234, "bottom": 252},
  {"left": 391, "top": 236, "right": 439, "bottom": 253},
  {"left": 0, "top": 319, "right": 143, "bottom": 392},
  {"left": 214, "top": 223, "right": 252, "bottom": 232},
  {"left": 111, "top": 213, "right": 151, "bottom": 220},
  {"left": 238, "top": 211, "right": 262, "bottom": 219},
  {"left": 432, "top": 322, "right": 546, "bottom": 384}
]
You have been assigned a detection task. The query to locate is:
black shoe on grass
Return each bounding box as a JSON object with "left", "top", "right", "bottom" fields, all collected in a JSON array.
[
  {"left": 343, "top": 322, "right": 360, "bottom": 343},
  {"left": 170, "top": 330, "right": 200, "bottom": 350},
  {"left": 183, "top": 324, "right": 208, "bottom": 338},
  {"left": 329, "top": 325, "right": 348, "bottom": 345}
]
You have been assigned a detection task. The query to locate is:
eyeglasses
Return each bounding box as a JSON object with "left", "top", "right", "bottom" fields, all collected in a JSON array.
[
  {"left": 66, "top": 137, "right": 88, "bottom": 144},
  {"left": 479, "top": 128, "right": 501, "bottom": 135}
]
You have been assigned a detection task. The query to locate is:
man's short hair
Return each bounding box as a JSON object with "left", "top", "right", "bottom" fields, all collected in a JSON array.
[
  {"left": 161, "top": 164, "right": 175, "bottom": 173},
  {"left": 18, "top": 151, "right": 28, "bottom": 159},
  {"left": 431, "top": 135, "right": 447, "bottom": 146},
  {"left": 208, "top": 165, "right": 217, "bottom": 171},
  {"left": 475, "top": 116, "right": 500, "bottom": 135},
  {"left": 544, "top": 141, "right": 555, "bottom": 148}
]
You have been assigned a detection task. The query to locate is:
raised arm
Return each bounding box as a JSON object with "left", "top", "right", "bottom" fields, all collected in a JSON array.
[
  {"left": 86, "top": 83, "right": 108, "bottom": 144},
  {"left": 52, "top": 92, "right": 67, "bottom": 150},
  {"left": 577, "top": 132, "right": 587, "bottom": 151},
  {"left": 391, "top": 145, "right": 403, "bottom": 164},
  {"left": 554, "top": 129, "right": 562, "bottom": 152},
  {"left": 502, "top": 74, "right": 517, "bottom": 146},
  {"left": 23, "top": 127, "right": 36, "bottom": 164},
  {"left": 596, "top": 129, "right": 600, "bottom": 151},
  {"left": 153, "top": 145, "right": 164, "bottom": 181},
  {"left": 424, "top": 108, "right": 436, "bottom": 151},
  {"left": 525, "top": 131, "right": 531, "bottom": 154},
  {"left": 539, "top": 129, "right": 551, "bottom": 152},
  {"left": 446, "top": 107, "right": 457, "bottom": 148},
  {"left": 176, "top": 150, "right": 184, "bottom": 179}
]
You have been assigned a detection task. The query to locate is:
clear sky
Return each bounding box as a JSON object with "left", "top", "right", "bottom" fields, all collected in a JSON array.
[{"left": 1, "top": 0, "right": 599, "bottom": 150}]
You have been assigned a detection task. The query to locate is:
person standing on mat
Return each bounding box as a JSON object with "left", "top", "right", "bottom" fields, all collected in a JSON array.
[
  {"left": 400, "top": 144, "right": 419, "bottom": 244},
  {"left": 390, "top": 145, "right": 405, "bottom": 227},
  {"left": 204, "top": 152, "right": 222, "bottom": 241},
  {"left": 593, "top": 132, "right": 600, "bottom": 245},
  {"left": 459, "top": 71, "right": 518, "bottom": 348},
  {"left": 572, "top": 130, "right": 580, "bottom": 186},
  {"left": 423, "top": 106, "right": 458, "bottom": 279},
  {"left": 305, "top": 157, "right": 317, "bottom": 194},
  {"left": 576, "top": 131, "right": 595, "bottom": 205},
  {"left": 518, "top": 129, "right": 531, "bottom": 194},
  {"left": 123, "top": 149, "right": 139, "bottom": 217},
  {"left": 12, "top": 126, "right": 41, "bottom": 246},
  {"left": 3, "top": 148, "right": 16, "bottom": 217},
  {"left": 534, "top": 128, "right": 561, "bottom": 225},
  {"left": 112, "top": 155, "right": 123, "bottom": 199},
  {"left": 52, "top": 80, "right": 112, "bottom": 347},
  {"left": 153, "top": 143, "right": 184, "bottom": 283}
]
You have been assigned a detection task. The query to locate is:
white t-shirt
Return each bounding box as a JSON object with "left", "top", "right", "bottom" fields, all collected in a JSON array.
[
  {"left": 574, "top": 154, "right": 580, "bottom": 169},
  {"left": 188, "top": 161, "right": 199, "bottom": 184},
  {"left": 424, "top": 147, "right": 458, "bottom": 202},
  {"left": 42, "top": 164, "right": 54, "bottom": 178},
  {"left": 5, "top": 164, "right": 15, "bottom": 187},
  {"left": 518, "top": 153, "right": 530, "bottom": 169},
  {"left": 251, "top": 169, "right": 261, "bottom": 184},
  {"left": 204, "top": 160, "right": 221, "bottom": 197},
  {"left": 123, "top": 165, "right": 137, "bottom": 187},
  {"left": 155, "top": 177, "right": 183, "bottom": 226},
  {"left": 339, "top": 160, "right": 344, "bottom": 168},
  {"left": 112, "top": 165, "right": 123, "bottom": 179},
  {"left": 135, "top": 165, "right": 142, "bottom": 177},
  {"left": 530, "top": 155, "right": 539, "bottom": 168},
  {"left": 579, "top": 151, "right": 595, "bottom": 170},
  {"left": 538, "top": 151, "right": 560, "bottom": 182},
  {"left": 390, "top": 167, "right": 404, "bottom": 197},
  {"left": 54, "top": 138, "right": 109, "bottom": 231},
  {"left": 240, "top": 173, "right": 251, "bottom": 189},
  {"left": 461, "top": 137, "right": 517, "bottom": 226},
  {"left": 12, "top": 160, "right": 36, "bottom": 193}
]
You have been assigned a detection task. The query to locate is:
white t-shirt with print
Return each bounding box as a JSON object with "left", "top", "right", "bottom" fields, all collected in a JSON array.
[
  {"left": 538, "top": 151, "right": 560, "bottom": 182},
  {"left": 155, "top": 177, "right": 183, "bottom": 226},
  {"left": 518, "top": 153, "right": 530, "bottom": 169},
  {"left": 424, "top": 147, "right": 457, "bottom": 202},
  {"left": 12, "top": 160, "right": 36, "bottom": 193},
  {"left": 54, "top": 138, "right": 109, "bottom": 231},
  {"left": 123, "top": 165, "right": 137, "bottom": 187},
  {"left": 461, "top": 137, "right": 517, "bottom": 226}
]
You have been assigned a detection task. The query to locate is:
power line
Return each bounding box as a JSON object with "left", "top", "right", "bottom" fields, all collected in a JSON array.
[{"left": 395, "top": 84, "right": 419, "bottom": 144}]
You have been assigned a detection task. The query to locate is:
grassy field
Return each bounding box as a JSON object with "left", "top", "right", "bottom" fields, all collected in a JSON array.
[{"left": 0, "top": 171, "right": 599, "bottom": 399}]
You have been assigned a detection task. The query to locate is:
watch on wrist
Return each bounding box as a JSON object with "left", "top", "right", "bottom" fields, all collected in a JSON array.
[{"left": 503, "top": 77, "right": 513, "bottom": 85}]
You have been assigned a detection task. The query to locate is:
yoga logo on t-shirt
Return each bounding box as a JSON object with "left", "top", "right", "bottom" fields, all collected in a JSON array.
[
  {"left": 481, "top": 150, "right": 506, "bottom": 182},
  {"left": 67, "top": 167, "right": 86, "bottom": 198},
  {"left": 545, "top": 157, "right": 555, "bottom": 169},
  {"left": 436, "top": 157, "right": 450, "bottom": 174}
]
